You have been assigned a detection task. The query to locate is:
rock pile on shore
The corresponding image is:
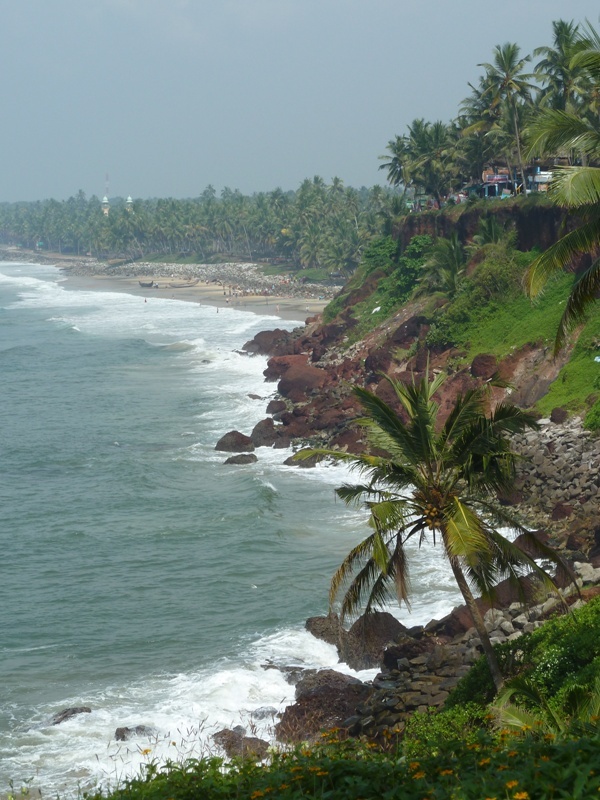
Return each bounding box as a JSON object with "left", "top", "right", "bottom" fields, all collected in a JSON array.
[
  {"left": 274, "top": 561, "right": 600, "bottom": 743},
  {"left": 64, "top": 257, "right": 342, "bottom": 300}
]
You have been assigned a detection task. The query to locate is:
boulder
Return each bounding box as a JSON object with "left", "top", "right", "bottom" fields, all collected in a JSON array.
[
  {"left": 215, "top": 430, "right": 255, "bottom": 452},
  {"left": 275, "top": 681, "right": 372, "bottom": 743},
  {"left": 305, "top": 613, "right": 344, "bottom": 646},
  {"left": 251, "top": 418, "right": 285, "bottom": 447},
  {"left": 266, "top": 399, "right": 287, "bottom": 415},
  {"left": 550, "top": 407, "right": 568, "bottom": 424},
  {"left": 339, "top": 611, "right": 408, "bottom": 670},
  {"left": 51, "top": 707, "right": 91, "bottom": 725},
  {"left": 115, "top": 725, "right": 155, "bottom": 741},
  {"left": 294, "top": 669, "right": 363, "bottom": 701},
  {"left": 242, "top": 329, "right": 297, "bottom": 357},
  {"left": 224, "top": 454, "right": 258, "bottom": 465},
  {"left": 470, "top": 354, "right": 498, "bottom": 379},
  {"left": 213, "top": 728, "right": 269, "bottom": 760}
]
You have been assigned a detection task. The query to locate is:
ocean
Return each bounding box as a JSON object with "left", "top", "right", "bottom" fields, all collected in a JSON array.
[{"left": 0, "top": 261, "right": 462, "bottom": 795}]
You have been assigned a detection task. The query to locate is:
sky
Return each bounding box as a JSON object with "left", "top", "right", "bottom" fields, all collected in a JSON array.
[{"left": 1, "top": 0, "right": 599, "bottom": 202}]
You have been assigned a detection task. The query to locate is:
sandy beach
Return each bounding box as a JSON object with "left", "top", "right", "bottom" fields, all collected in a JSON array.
[
  {"left": 62, "top": 272, "right": 329, "bottom": 322},
  {"left": 0, "top": 251, "right": 337, "bottom": 322}
]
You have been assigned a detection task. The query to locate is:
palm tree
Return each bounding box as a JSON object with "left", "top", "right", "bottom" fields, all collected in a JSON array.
[
  {"left": 526, "top": 36, "right": 600, "bottom": 352},
  {"left": 534, "top": 20, "right": 584, "bottom": 113},
  {"left": 479, "top": 43, "right": 536, "bottom": 191},
  {"left": 298, "top": 374, "right": 573, "bottom": 692},
  {"left": 415, "top": 232, "right": 465, "bottom": 298}
]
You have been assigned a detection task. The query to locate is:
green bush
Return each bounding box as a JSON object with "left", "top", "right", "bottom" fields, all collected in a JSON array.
[
  {"left": 402, "top": 703, "right": 489, "bottom": 759},
  {"left": 584, "top": 399, "right": 600, "bottom": 432}
]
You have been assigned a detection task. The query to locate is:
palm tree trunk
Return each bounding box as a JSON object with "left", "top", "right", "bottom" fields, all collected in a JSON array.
[{"left": 448, "top": 559, "right": 505, "bottom": 692}]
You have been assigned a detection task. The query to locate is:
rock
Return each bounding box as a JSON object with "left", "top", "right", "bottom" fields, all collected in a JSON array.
[
  {"left": 51, "top": 707, "right": 92, "bottom": 725},
  {"left": 115, "top": 725, "right": 155, "bottom": 741},
  {"left": 224, "top": 454, "right": 258, "bottom": 464},
  {"left": 339, "top": 612, "right": 409, "bottom": 670},
  {"left": 251, "top": 706, "right": 278, "bottom": 721},
  {"left": 250, "top": 418, "right": 285, "bottom": 447},
  {"left": 266, "top": 399, "right": 287, "bottom": 415},
  {"left": 213, "top": 728, "right": 269, "bottom": 760},
  {"left": 243, "top": 329, "right": 297, "bottom": 357},
  {"left": 275, "top": 681, "right": 372, "bottom": 743},
  {"left": 283, "top": 452, "right": 320, "bottom": 468},
  {"left": 470, "top": 354, "right": 498, "bottom": 379},
  {"left": 294, "top": 670, "right": 363, "bottom": 701},
  {"left": 215, "top": 430, "right": 255, "bottom": 452},
  {"left": 550, "top": 407, "right": 568, "bottom": 424},
  {"left": 305, "top": 613, "right": 344, "bottom": 646}
]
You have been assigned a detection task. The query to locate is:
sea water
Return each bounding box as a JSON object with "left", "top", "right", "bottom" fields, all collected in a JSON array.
[{"left": 0, "top": 262, "right": 462, "bottom": 795}]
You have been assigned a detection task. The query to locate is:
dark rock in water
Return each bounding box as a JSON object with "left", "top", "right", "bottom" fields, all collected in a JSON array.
[
  {"left": 251, "top": 418, "right": 284, "bottom": 447},
  {"left": 248, "top": 393, "right": 262, "bottom": 400},
  {"left": 283, "top": 452, "right": 320, "bottom": 468},
  {"left": 243, "top": 329, "right": 297, "bottom": 357},
  {"left": 340, "top": 611, "right": 409, "bottom": 670},
  {"left": 52, "top": 707, "right": 91, "bottom": 725},
  {"left": 550, "top": 406, "right": 568, "bottom": 424},
  {"left": 215, "top": 430, "right": 255, "bottom": 452},
  {"left": 115, "top": 725, "right": 155, "bottom": 741},
  {"left": 275, "top": 681, "right": 371, "bottom": 743},
  {"left": 224, "top": 453, "right": 258, "bottom": 465},
  {"left": 251, "top": 706, "right": 278, "bottom": 720},
  {"left": 213, "top": 728, "right": 269, "bottom": 760},
  {"left": 266, "top": 399, "right": 287, "bottom": 415},
  {"left": 294, "top": 669, "right": 362, "bottom": 701},
  {"left": 305, "top": 613, "right": 343, "bottom": 646}
]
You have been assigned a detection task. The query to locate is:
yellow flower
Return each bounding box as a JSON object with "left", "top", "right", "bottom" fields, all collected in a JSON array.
[
  {"left": 316, "top": 770, "right": 328, "bottom": 777},
  {"left": 479, "top": 757, "right": 491, "bottom": 766},
  {"left": 250, "top": 792, "right": 264, "bottom": 799},
  {"left": 412, "top": 771, "right": 426, "bottom": 780},
  {"left": 507, "top": 750, "right": 518, "bottom": 757},
  {"left": 514, "top": 793, "right": 529, "bottom": 800},
  {"left": 409, "top": 761, "right": 421, "bottom": 771},
  {"left": 140, "top": 748, "right": 152, "bottom": 756},
  {"left": 291, "top": 766, "right": 302, "bottom": 773},
  {"left": 440, "top": 769, "right": 453, "bottom": 775},
  {"left": 279, "top": 784, "right": 289, "bottom": 790},
  {"left": 506, "top": 780, "right": 519, "bottom": 789}
]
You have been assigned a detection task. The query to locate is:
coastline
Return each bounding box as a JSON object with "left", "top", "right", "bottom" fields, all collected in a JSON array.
[{"left": 60, "top": 272, "right": 327, "bottom": 322}]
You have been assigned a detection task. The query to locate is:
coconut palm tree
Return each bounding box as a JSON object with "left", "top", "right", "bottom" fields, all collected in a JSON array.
[
  {"left": 526, "top": 36, "right": 600, "bottom": 352},
  {"left": 414, "top": 232, "right": 465, "bottom": 298},
  {"left": 534, "top": 20, "right": 584, "bottom": 113},
  {"left": 479, "top": 43, "right": 536, "bottom": 191},
  {"left": 298, "top": 374, "right": 573, "bottom": 692}
]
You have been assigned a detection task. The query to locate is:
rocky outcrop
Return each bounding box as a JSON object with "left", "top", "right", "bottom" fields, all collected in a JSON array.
[
  {"left": 215, "top": 430, "right": 255, "bottom": 452},
  {"left": 275, "top": 672, "right": 372, "bottom": 743},
  {"left": 213, "top": 727, "right": 269, "bottom": 760},
  {"left": 224, "top": 453, "right": 258, "bottom": 464},
  {"left": 115, "top": 725, "right": 155, "bottom": 741},
  {"left": 51, "top": 707, "right": 91, "bottom": 725}
]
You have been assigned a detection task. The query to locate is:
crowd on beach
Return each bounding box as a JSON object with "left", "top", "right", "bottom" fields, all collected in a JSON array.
[{"left": 7, "top": 249, "right": 344, "bottom": 302}]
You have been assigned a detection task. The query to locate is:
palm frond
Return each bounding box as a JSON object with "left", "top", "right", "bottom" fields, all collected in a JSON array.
[
  {"left": 443, "top": 498, "right": 492, "bottom": 561},
  {"left": 549, "top": 166, "right": 600, "bottom": 208},
  {"left": 526, "top": 215, "right": 600, "bottom": 297},
  {"left": 527, "top": 110, "right": 600, "bottom": 157},
  {"left": 554, "top": 255, "right": 600, "bottom": 352}
]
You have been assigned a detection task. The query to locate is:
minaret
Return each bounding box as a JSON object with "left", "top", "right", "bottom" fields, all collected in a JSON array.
[
  {"left": 102, "top": 172, "right": 110, "bottom": 215},
  {"left": 126, "top": 196, "right": 133, "bottom": 213}
]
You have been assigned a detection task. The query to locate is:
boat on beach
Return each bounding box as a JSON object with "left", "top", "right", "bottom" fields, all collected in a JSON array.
[
  {"left": 138, "top": 279, "right": 155, "bottom": 288},
  {"left": 167, "top": 278, "right": 200, "bottom": 289}
]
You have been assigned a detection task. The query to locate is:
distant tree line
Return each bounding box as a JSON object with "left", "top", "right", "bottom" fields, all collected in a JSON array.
[{"left": 0, "top": 180, "right": 401, "bottom": 274}]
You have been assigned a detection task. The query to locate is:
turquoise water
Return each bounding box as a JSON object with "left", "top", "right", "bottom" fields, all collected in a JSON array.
[{"left": 0, "top": 262, "right": 461, "bottom": 793}]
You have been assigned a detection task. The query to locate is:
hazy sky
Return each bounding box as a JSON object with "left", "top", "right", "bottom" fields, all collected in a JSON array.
[{"left": 2, "top": 0, "right": 599, "bottom": 202}]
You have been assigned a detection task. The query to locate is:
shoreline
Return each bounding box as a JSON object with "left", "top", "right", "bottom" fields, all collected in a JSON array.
[{"left": 60, "top": 272, "right": 327, "bottom": 322}]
